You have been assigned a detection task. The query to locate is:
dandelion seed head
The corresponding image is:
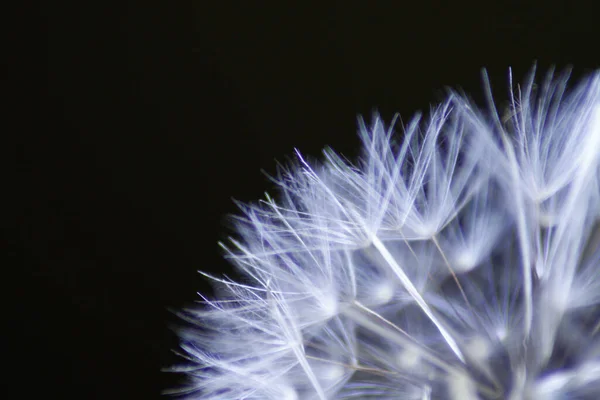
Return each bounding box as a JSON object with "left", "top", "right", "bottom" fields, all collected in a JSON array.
[{"left": 168, "top": 66, "right": 600, "bottom": 399}]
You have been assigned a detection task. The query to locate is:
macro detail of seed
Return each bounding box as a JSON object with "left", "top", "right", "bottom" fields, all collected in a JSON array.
[{"left": 168, "top": 66, "right": 600, "bottom": 399}]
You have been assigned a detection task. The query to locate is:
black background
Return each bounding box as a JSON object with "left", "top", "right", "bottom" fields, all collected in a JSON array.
[{"left": 10, "top": 1, "right": 600, "bottom": 399}]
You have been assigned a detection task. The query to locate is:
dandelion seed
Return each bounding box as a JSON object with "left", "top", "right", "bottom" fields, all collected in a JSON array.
[{"left": 167, "top": 66, "right": 600, "bottom": 399}]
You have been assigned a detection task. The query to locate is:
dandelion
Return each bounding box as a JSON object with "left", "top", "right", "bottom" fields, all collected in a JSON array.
[{"left": 168, "top": 66, "right": 600, "bottom": 399}]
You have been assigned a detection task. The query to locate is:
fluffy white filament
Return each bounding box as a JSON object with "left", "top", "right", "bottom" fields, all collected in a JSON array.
[{"left": 170, "top": 66, "right": 600, "bottom": 399}]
